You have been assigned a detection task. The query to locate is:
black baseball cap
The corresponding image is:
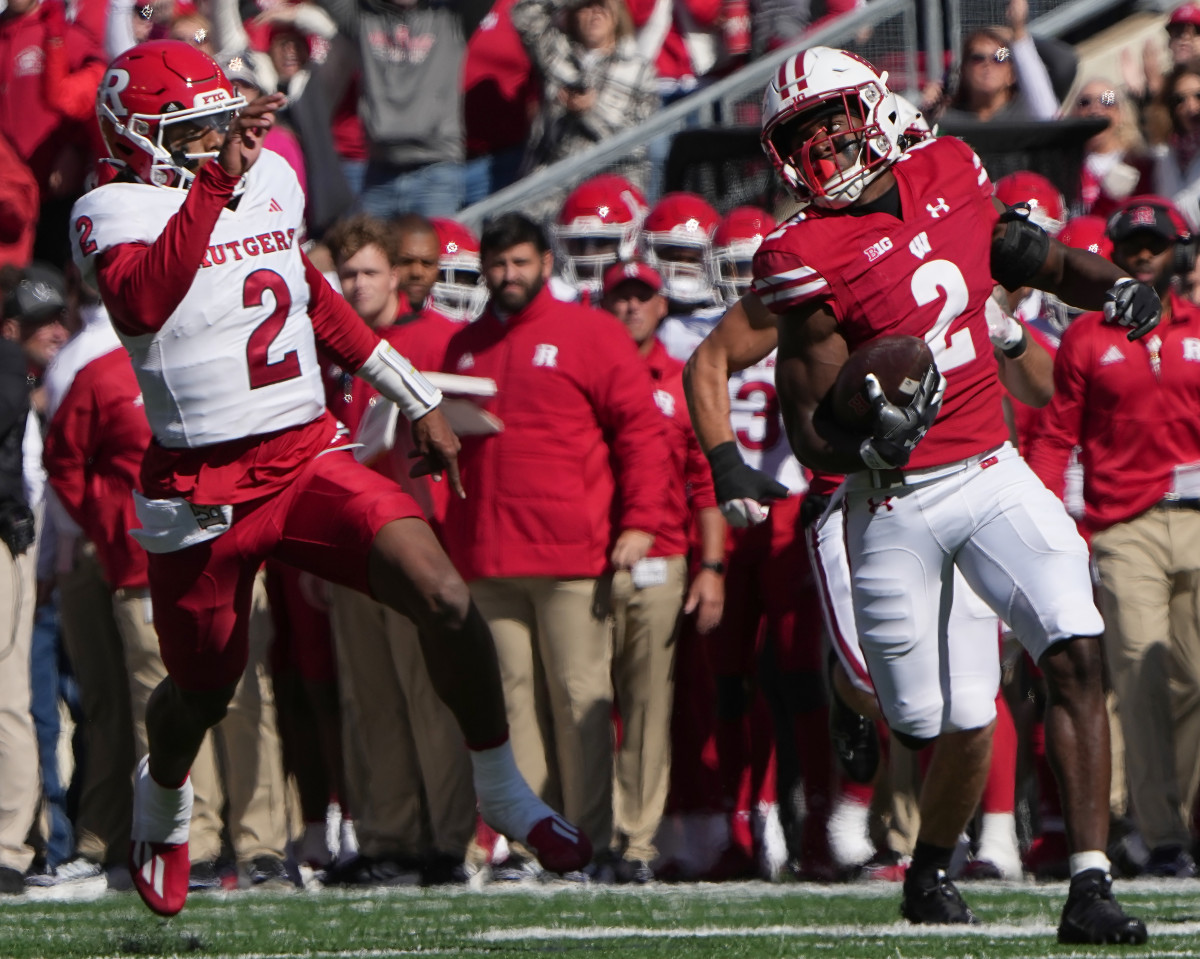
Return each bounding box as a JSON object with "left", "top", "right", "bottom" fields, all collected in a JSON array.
[{"left": 4, "top": 263, "right": 66, "bottom": 323}]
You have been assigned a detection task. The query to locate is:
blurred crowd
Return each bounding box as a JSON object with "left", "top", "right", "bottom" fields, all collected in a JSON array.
[{"left": 4, "top": 0, "right": 1200, "bottom": 900}]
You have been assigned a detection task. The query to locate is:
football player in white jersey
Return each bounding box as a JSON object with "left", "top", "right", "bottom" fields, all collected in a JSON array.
[{"left": 70, "top": 40, "right": 590, "bottom": 916}]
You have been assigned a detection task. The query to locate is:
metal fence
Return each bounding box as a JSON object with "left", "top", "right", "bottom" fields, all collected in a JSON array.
[{"left": 457, "top": 0, "right": 1132, "bottom": 230}]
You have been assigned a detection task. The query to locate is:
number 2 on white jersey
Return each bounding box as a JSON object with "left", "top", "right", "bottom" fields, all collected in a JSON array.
[{"left": 911, "top": 259, "right": 976, "bottom": 372}]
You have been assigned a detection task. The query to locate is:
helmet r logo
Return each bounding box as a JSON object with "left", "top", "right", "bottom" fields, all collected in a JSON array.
[{"left": 101, "top": 68, "right": 131, "bottom": 118}]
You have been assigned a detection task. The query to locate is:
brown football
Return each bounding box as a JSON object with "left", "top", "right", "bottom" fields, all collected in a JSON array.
[{"left": 829, "top": 334, "right": 935, "bottom": 434}]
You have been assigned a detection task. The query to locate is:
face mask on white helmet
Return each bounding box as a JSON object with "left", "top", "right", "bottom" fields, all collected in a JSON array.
[{"left": 761, "top": 47, "right": 904, "bottom": 210}]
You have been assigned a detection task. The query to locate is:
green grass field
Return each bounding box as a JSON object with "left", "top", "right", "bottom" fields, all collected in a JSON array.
[{"left": 5, "top": 879, "right": 1200, "bottom": 959}]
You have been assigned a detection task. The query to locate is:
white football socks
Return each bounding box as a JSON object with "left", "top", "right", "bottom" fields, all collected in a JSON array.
[
  {"left": 132, "top": 756, "right": 193, "bottom": 845},
  {"left": 470, "top": 738, "right": 551, "bottom": 841},
  {"left": 976, "top": 812, "right": 1022, "bottom": 877}
]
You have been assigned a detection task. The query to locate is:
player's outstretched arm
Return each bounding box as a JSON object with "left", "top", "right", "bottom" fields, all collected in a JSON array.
[
  {"left": 990, "top": 197, "right": 1162, "bottom": 341},
  {"left": 683, "top": 293, "right": 789, "bottom": 526}
]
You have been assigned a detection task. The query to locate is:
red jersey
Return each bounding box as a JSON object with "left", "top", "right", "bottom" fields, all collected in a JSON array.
[
  {"left": 1027, "top": 291, "right": 1200, "bottom": 532},
  {"left": 752, "top": 135, "right": 1009, "bottom": 470},
  {"left": 43, "top": 348, "right": 150, "bottom": 590}
]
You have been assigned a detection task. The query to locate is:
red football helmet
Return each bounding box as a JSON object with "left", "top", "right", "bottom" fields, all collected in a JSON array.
[
  {"left": 712, "top": 206, "right": 775, "bottom": 304},
  {"left": 1058, "top": 215, "right": 1114, "bottom": 260},
  {"left": 760, "top": 46, "right": 904, "bottom": 209},
  {"left": 96, "top": 40, "right": 246, "bottom": 189},
  {"left": 641, "top": 192, "right": 720, "bottom": 305},
  {"left": 993, "top": 171, "right": 1067, "bottom": 236},
  {"left": 429, "top": 218, "right": 487, "bottom": 321},
  {"left": 552, "top": 174, "right": 648, "bottom": 295}
]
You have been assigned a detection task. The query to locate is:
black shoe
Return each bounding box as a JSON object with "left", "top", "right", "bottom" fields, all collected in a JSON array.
[
  {"left": 325, "top": 855, "right": 422, "bottom": 887},
  {"left": 1057, "top": 869, "right": 1148, "bottom": 945},
  {"left": 421, "top": 854, "right": 473, "bottom": 886},
  {"left": 614, "top": 858, "right": 654, "bottom": 884},
  {"left": 1145, "top": 844, "right": 1197, "bottom": 879},
  {"left": 188, "top": 860, "right": 225, "bottom": 892},
  {"left": 829, "top": 685, "right": 879, "bottom": 784},
  {"left": 0, "top": 866, "right": 24, "bottom": 895},
  {"left": 900, "top": 870, "right": 979, "bottom": 925},
  {"left": 246, "top": 855, "right": 296, "bottom": 889}
]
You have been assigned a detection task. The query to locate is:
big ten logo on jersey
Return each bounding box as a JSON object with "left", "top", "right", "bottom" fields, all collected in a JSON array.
[{"left": 201, "top": 230, "right": 296, "bottom": 269}]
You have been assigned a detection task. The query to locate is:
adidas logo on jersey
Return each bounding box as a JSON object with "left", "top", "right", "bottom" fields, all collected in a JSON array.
[
  {"left": 1099, "top": 345, "right": 1125, "bottom": 365},
  {"left": 268, "top": 198, "right": 283, "bottom": 213}
]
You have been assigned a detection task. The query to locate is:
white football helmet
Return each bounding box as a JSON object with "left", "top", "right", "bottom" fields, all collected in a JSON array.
[
  {"left": 429, "top": 218, "right": 487, "bottom": 321},
  {"left": 641, "top": 192, "right": 720, "bottom": 306},
  {"left": 760, "top": 46, "right": 903, "bottom": 209}
]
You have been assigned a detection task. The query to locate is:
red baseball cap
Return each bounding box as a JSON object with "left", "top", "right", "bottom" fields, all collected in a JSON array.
[
  {"left": 602, "top": 261, "right": 663, "bottom": 297},
  {"left": 1169, "top": 3, "right": 1200, "bottom": 29}
]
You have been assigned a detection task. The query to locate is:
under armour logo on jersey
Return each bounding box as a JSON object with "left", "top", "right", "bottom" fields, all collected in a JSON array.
[
  {"left": 456, "top": 353, "right": 475, "bottom": 371},
  {"left": 533, "top": 344, "right": 559, "bottom": 367},
  {"left": 653, "top": 389, "right": 675, "bottom": 417},
  {"left": 908, "top": 232, "right": 932, "bottom": 260},
  {"left": 1184, "top": 338, "right": 1200, "bottom": 362},
  {"left": 926, "top": 197, "right": 951, "bottom": 218},
  {"left": 1099, "top": 345, "right": 1125, "bottom": 365},
  {"left": 268, "top": 198, "right": 283, "bottom": 213},
  {"left": 867, "top": 496, "right": 894, "bottom": 513}
]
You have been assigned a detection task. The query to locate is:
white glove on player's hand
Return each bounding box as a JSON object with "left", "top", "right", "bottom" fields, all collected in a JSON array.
[{"left": 985, "top": 296, "right": 1025, "bottom": 351}]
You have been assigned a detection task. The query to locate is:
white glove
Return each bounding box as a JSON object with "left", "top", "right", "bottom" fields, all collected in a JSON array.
[{"left": 985, "top": 296, "right": 1026, "bottom": 351}]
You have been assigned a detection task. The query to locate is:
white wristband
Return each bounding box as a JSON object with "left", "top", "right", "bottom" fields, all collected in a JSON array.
[
  {"left": 984, "top": 296, "right": 1025, "bottom": 350},
  {"left": 356, "top": 341, "right": 443, "bottom": 421}
]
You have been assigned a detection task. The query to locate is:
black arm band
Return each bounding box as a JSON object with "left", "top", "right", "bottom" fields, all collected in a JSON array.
[
  {"left": 706, "top": 440, "right": 743, "bottom": 475},
  {"left": 991, "top": 205, "right": 1051, "bottom": 292},
  {"left": 1001, "top": 328, "right": 1029, "bottom": 359}
]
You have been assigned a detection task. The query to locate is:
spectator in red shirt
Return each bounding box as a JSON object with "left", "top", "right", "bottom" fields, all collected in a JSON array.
[
  {"left": 597, "top": 260, "right": 723, "bottom": 882},
  {"left": 1028, "top": 195, "right": 1200, "bottom": 879},
  {"left": 441, "top": 214, "right": 669, "bottom": 876}
]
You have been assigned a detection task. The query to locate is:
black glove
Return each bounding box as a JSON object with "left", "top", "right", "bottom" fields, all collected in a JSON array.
[
  {"left": 0, "top": 502, "right": 35, "bottom": 557},
  {"left": 707, "top": 441, "right": 789, "bottom": 527},
  {"left": 858, "top": 366, "right": 945, "bottom": 470},
  {"left": 1104, "top": 277, "right": 1162, "bottom": 341}
]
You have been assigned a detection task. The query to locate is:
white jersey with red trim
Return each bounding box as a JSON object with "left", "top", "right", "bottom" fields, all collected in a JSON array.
[
  {"left": 69, "top": 150, "right": 323, "bottom": 449},
  {"left": 657, "top": 307, "right": 805, "bottom": 493},
  {"left": 751, "top": 135, "right": 1011, "bottom": 470}
]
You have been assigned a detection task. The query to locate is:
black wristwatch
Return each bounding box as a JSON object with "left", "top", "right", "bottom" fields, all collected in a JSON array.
[{"left": 700, "top": 560, "right": 726, "bottom": 575}]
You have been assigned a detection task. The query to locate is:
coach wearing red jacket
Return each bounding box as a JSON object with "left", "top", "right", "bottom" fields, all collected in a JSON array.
[
  {"left": 1027, "top": 195, "right": 1200, "bottom": 879},
  {"left": 441, "top": 214, "right": 669, "bottom": 873}
]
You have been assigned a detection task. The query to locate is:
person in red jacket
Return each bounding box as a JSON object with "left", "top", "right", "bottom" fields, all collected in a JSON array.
[
  {"left": 1028, "top": 195, "right": 1200, "bottom": 879},
  {"left": 319, "top": 212, "right": 476, "bottom": 886},
  {"left": 441, "top": 214, "right": 669, "bottom": 877},
  {"left": 597, "top": 260, "right": 723, "bottom": 882}
]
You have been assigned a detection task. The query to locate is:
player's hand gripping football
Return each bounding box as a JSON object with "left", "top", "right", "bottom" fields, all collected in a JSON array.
[
  {"left": 706, "top": 441, "right": 789, "bottom": 527},
  {"left": 1104, "top": 276, "right": 1162, "bottom": 341},
  {"left": 218, "top": 92, "right": 287, "bottom": 179},
  {"left": 409, "top": 408, "right": 466, "bottom": 499},
  {"left": 859, "top": 365, "right": 945, "bottom": 470}
]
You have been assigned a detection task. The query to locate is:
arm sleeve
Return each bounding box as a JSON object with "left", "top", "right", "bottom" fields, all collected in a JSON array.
[
  {"left": 42, "top": 375, "right": 99, "bottom": 532},
  {"left": 210, "top": 0, "right": 252, "bottom": 60},
  {"left": 105, "top": 0, "right": 138, "bottom": 57},
  {"left": 589, "top": 323, "right": 671, "bottom": 534},
  {"left": 303, "top": 253, "right": 380, "bottom": 371},
  {"left": 1025, "top": 327, "right": 1088, "bottom": 499},
  {"left": 751, "top": 245, "right": 832, "bottom": 316},
  {"left": 684, "top": 423, "right": 717, "bottom": 511},
  {"left": 314, "top": 0, "right": 360, "bottom": 40},
  {"left": 95, "top": 162, "right": 240, "bottom": 335},
  {"left": 1010, "top": 33, "right": 1059, "bottom": 120}
]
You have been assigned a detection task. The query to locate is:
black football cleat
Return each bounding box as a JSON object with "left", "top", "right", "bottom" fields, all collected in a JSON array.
[
  {"left": 900, "top": 870, "right": 979, "bottom": 925},
  {"left": 1057, "top": 869, "right": 1148, "bottom": 945},
  {"left": 829, "top": 684, "right": 880, "bottom": 784}
]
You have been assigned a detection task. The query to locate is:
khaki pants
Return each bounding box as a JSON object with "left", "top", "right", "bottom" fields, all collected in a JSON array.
[
  {"left": 114, "top": 572, "right": 288, "bottom": 864},
  {"left": 0, "top": 541, "right": 38, "bottom": 872},
  {"left": 330, "top": 586, "right": 474, "bottom": 860},
  {"left": 470, "top": 577, "right": 613, "bottom": 852},
  {"left": 1093, "top": 506, "right": 1200, "bottom": 849},
  {"left": 57, "top": 544, "right": 133, "bottom": 865},
  {"left": 607, "top": 558, "right": 686, "bottom": 863}
]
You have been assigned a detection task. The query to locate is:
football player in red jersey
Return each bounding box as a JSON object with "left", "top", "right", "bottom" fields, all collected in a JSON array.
[
  {"left": 70, "top": 41, "right": 590, "bottom": 916},
  {"left": 684, "top": 46, "right": 1156, "bottom": 944}
]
